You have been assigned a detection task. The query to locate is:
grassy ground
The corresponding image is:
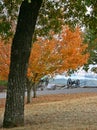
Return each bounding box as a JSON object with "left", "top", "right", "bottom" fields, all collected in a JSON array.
[{"left": 0, "top": 93, "right": 97, "bottom": 130}]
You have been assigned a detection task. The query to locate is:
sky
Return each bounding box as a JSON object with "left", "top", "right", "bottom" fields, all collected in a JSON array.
[{"left": 54, "top": 64, "right": 97, "bottom": 79}]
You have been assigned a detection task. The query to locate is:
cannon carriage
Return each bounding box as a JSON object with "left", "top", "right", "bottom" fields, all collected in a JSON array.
[{"left": 67, "top": 78, "right": 80, "bottom": 88}]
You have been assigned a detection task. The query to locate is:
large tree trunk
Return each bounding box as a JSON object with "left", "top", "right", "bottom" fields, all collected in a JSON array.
[{"left": 3, "top": 0, "right": 42, "bottom": 128}]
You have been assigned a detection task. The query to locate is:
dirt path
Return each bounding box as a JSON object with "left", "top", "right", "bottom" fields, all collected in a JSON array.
[{"left": 1, "top": 87, "right": 97, "bottom": 99}]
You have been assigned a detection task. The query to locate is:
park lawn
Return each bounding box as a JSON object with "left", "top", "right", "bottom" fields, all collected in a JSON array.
[{"left": 0, "top": 93, "right": 97, "bottom": 130}]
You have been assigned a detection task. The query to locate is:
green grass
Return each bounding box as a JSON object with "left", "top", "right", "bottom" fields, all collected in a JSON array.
[
  {"left": 0, "top": 80, "right": 7, "bottom": 92},
  {"left": 0, "top": 80, "right": 7, "bottom": 86}
]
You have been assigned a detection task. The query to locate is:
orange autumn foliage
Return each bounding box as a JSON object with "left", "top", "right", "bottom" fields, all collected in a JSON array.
[
  {"left": 28, "top": 26, "right": 89, "bottom": 83},
  {"left": 0, "top": 26, "right": 89, "bottom": 82},
  {"left": 0, "top": 41, "right": 11, "bottom": 80}
]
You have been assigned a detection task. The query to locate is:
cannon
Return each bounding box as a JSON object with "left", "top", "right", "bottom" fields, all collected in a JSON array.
[
  {"left": 37, "top": 77, "right": 49, "bottom": 90},
  {"left": 67, "top": 78, "right": 80, "bottom": 88}
]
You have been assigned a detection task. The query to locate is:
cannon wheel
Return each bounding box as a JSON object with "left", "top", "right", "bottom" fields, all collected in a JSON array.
[
  {"left": 67, "top": 78, "right": 72, "bottom": 88},
  {"left": 75, "top": 79, "right": 80, "bottom": 87}
]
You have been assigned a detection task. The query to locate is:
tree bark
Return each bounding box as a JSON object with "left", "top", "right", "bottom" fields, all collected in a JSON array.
[
  {"left": 3, "top": 0, "right": 42, "bottom": 128},
  {"left": 26, "top": 78, "right": 33, "bottom": 104},
  {"left": 33, "top": 84, "right": 37, "bottom": 98},
  {"left": 27, "top": 86, "right": 32, "bottom": 103}
]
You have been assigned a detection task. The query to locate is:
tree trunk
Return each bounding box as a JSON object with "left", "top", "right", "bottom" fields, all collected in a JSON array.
[
  {"left": 27, "top": 86, "right": 32, "bottom": 103},
  {"left": 33, "top": 84, "right": 37, "bottom": 98},
  {"left": 26, "top": 78, "right": 33, "bottom": 104},
  {"left": 3, "top": 0, "right": 42, "bottom": 128}
]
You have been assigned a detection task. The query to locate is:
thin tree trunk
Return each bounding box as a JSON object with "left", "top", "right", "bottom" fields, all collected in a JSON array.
[
  {"left": 3, "top": 0, "right": 42, "bottom": 128},
  {"left": 26, "top": 78, "right": 33, "bottom": 103},
  {"left": 33, "top": 84, "right": 37, "bottom": 98},
  {"left": 32, "top": 73, "right": 38, "bottom": 98},
  {"left": 27, "top": 86, "right": 32, "bottom": 103}
]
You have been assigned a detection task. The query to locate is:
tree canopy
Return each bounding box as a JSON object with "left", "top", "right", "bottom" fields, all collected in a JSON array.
[
  {"left": 28, "top": 26, "right": 89, "bottom": 83},
  {"left": 0, "top": 40, "right": 10, "bottom": 80},
  {"left": 1, "top": 0, "right": 97, "bottom": 40},
  {"left": 0, "top": 26, "right": 89, "bottom": 82}
]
